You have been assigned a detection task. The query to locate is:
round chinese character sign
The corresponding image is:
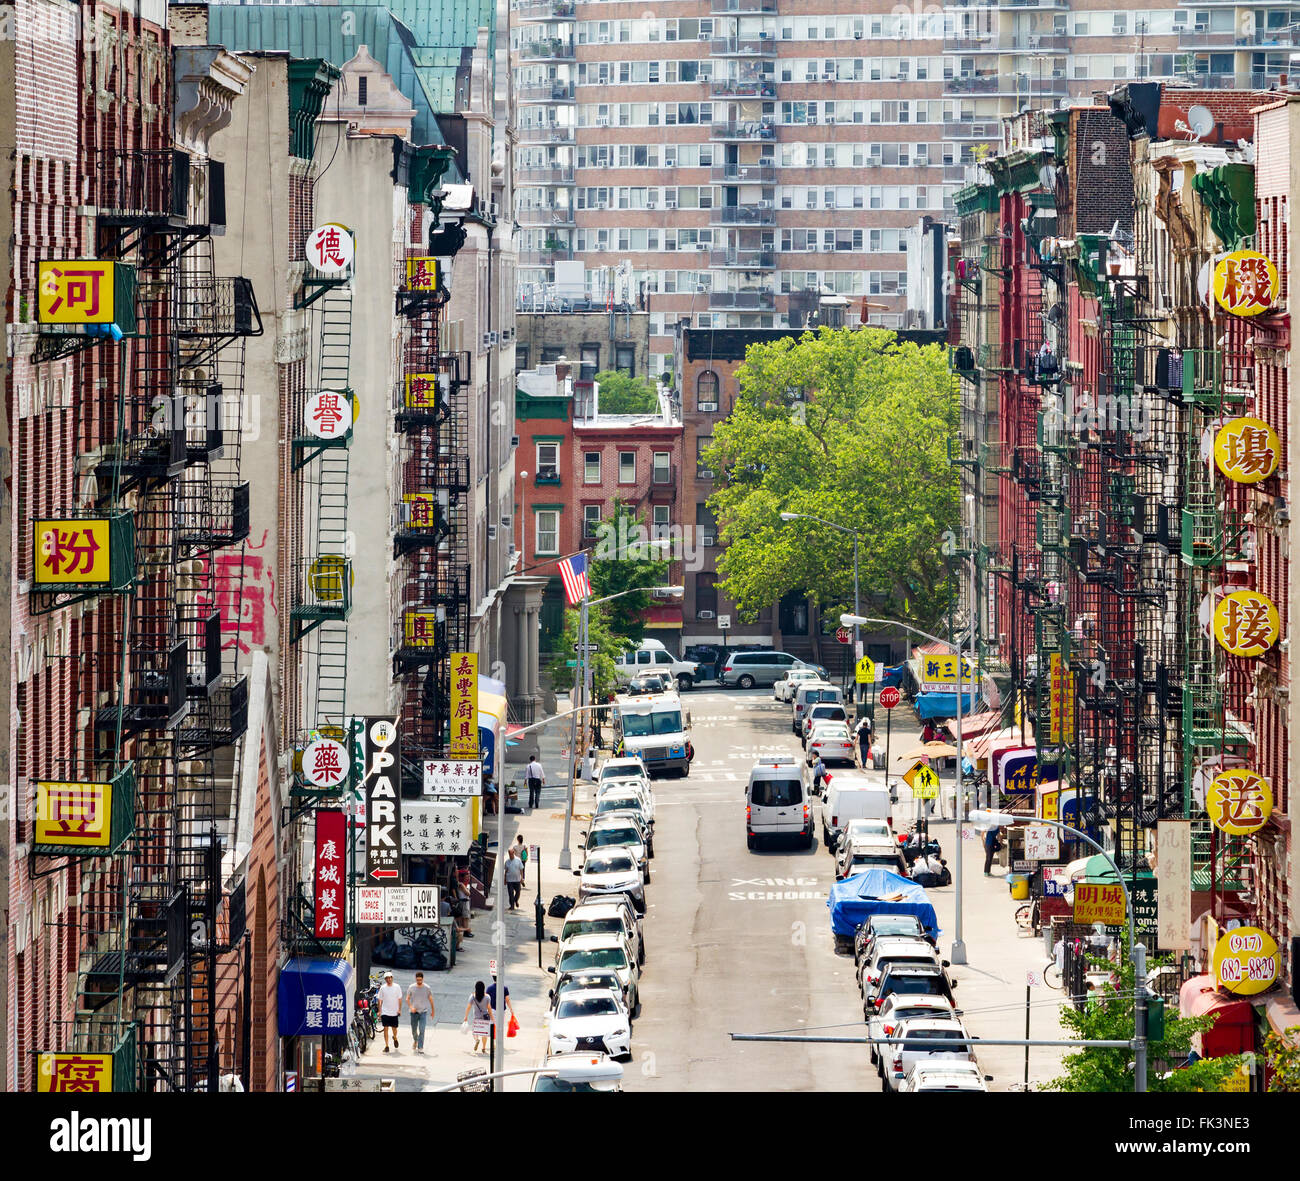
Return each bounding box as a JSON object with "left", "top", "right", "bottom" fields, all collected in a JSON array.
[
  {"left": 1211, "top": 590, "right": 1279, "bottom": 658},
  {"left": 1212, "top": 250, "right": 1278, "bottom": 318},
  {"left": 304, "top": 389, "right": 354, "bottom": 440},
  {"left": 1212, "top": 926, "right": 1279, "bottom": 997},
  {"left": 1206, "top": 768, "right": 1273, "bottom": 836},
  {"left": 1213, "top": 417, "right": 1280, "bottom": 484},
  {"left": 302, "top": 738, "right": 350, "bottom": 789},
  {"left": 306, "top": 223, "right": 355, "bottom": 275}
]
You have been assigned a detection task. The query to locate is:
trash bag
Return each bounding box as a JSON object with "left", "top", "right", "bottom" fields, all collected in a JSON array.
[
  {"left": 547, "top": 894, "right": 576, "bottom": 918},
  {"left": 371, "top": 936, "right": 397, "bottom": 965},
  {"left": 417, "top": 948, "right": 448, "bottom": 972},
  {"left": 393, "top": 944, "right": 417, "bottom": 970}
]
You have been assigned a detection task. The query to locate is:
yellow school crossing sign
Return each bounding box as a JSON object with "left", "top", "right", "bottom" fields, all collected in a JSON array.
[
  {"left": 903, "top": 761, "right": 941, "bottom": 800},
  {"left": 855, "top": 655, "right": 876, "bottom": 684}
]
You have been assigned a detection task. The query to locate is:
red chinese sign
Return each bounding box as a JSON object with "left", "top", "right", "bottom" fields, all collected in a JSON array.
[
  {"left": 35, "top": 780, "right": 112, "bottom": 848},
  {"left": 195, "top": 529, "right": 278, "bottom": 655},
  {"left": 313, "top": 809, "right": 347, "bottom": 940},
  {"left": 38, "top": 260, "right": 117, "bottom": 324},
  {"left": 1073, "top": 881, "right": 1127, "bottom": 926},
  {"left": 304, "top": 389, "right": 351, "bottom": 440},
  {"left": 302, "top": 738, "right": 350, "bottom": 789},
  {"left": 405, "top": 256, "right": 440, "bottom": 291},
  {"left": 33, "top": 519, "right": 110, "bottom": 586},
  {"left": 38, "top": 1053, "right": 114, "bottom": 1092},
  {"left": 306, "top": 224, "right": 354, "bottom": 274}
]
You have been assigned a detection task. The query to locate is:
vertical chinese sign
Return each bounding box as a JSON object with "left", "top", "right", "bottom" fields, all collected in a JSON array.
[
  {"left": 364, "top": 718, "right": 403, "bottom": 883},
  {"left": 1048, "top": 653, "right": 1075, "bottom": 744},
  {"left": 450, "top": 652, "right": 479, "bottom": 758},
  {"left": 313, "top": 809, "right": 346, "bottom": 940}
]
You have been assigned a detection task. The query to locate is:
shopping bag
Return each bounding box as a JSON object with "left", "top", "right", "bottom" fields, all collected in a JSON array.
[{"left": 506, "top": 1014, "right": 520, "bottom": 1038}]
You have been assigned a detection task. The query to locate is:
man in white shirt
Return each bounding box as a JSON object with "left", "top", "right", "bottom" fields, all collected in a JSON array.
[
  {"left": 525, "top": 754, "right": 546, "bottom": 810},
  {"left": 377, "top": 969, "right": 403, "bottom": 1053}
]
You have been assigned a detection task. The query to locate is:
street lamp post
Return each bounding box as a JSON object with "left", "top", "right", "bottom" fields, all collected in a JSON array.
[
  {"left": 780, "top": 513, "right": 860, "bottom": 696},
  {"left": 970, "top": 810, "right": 1147, "bottom": 1093}
]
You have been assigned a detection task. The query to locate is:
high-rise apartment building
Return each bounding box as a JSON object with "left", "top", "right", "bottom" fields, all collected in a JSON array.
[{"left": 512, "top": 1, "right": 1300, "bottom": 376}]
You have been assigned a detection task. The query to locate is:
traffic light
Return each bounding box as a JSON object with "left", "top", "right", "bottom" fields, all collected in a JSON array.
[{"left": 1147, "top": 997, "right": 1166, "bottom": 1042}]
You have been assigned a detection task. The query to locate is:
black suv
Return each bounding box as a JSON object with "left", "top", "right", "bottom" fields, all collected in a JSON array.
[{"left": 864, "top": 964, "right": 957, "bottom": 1016}]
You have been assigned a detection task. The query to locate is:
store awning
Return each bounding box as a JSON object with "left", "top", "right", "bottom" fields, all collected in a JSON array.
[
  {"left": 643, "top": 606, "right": 684, "bottom": 629},
  {"left": 1179, "top": 973, "right": 1257, "bottom": 1058},
  {"left": 967, "top": 724, "right": 1036, "bottom": 760},
  {"left": 944, "top": 710, "right": 1004, "bottom": 740},
  {"left": 278, "top": 958, "right": 355, "bottom": 1038}
]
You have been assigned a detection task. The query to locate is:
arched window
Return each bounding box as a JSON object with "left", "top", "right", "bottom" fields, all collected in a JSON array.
[{"left": 696, "top": 370, "right": 719, "bottom": 412}]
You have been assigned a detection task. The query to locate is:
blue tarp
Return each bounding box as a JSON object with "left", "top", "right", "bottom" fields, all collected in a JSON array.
[
  {"left": 881, "top": 664, "right": 905, "bottom": 688},
  {"left": 915, "top": 691, "right": 977, "bottom": 721},
  {"left": 827, "top": 869, "right": 939, "bottom": 938}
]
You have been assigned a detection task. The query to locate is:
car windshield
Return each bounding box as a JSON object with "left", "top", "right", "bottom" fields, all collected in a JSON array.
[
  {"left": 588, "top": 827, "right": 641, "bottom": 848},
  {"left": 621, "top": 710, "right": 683, "bottom": 737},
  {"left": 870, "top": 917, "right": 923, "bottom": 936},
  {"left": 894, "top": 1004, "right": 951, "bottom": 1021},
  {"left": 559, "top": 948, "right": 628, "bottom": 972},
  {"left": 598, "top": 797, "right": 643, "bottom": 814},
  {"left": 586, "top": 852, "right": 636, "bottom": 873},
  {"left": 556, "top": 995, "right": 621, "bottom": 1019},
  {"left": 884, "top": 977, "right": 944, "bottom": 996},
  {"left": 750, "top": 779, "right": 802, "bottom": 807},
  {"left": 600, "top": 765, "right": 641, "bottom": 781},
  {"left": 848, "top": 821, "right": 891, "bottom": 838},
  {"left": 562, "top": 918, "right": 621, "bottom": 940},
  {"left": 534, "top": 1077, "right": 611, "bottom": 1093},
  {"left": 559, "top": 974, "right": 620, "bottom": 994},
  {"left": 904, "top": 1029, "right": 966, "bottom": 1046},
  {"left": 852, "top": 855, "right": 900, "bottom": 870}
]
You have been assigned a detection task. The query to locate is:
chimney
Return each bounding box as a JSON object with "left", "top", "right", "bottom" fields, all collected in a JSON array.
[{"left": 554, "top": 354, "right": 571, "bottom": 383}]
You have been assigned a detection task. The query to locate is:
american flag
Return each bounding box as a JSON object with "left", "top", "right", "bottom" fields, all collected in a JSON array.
[{"left": 558, "top": 552, "right": 592, "bottom": 606}]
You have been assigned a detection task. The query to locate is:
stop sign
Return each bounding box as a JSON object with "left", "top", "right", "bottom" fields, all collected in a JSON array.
[
  {"left": 880, "top": 686, "right": 901, "bottom": 709},
  {"left": 835, "top": 626, "right": 852, "bottom": 645}
]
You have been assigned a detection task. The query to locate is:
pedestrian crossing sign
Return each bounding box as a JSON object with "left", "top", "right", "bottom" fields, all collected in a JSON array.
[
  {"left": 904, "top": 761, "right": 941, "bottom": 800},
  {"left": 855, "top": 655, "right": 877, "bottom": 684}
]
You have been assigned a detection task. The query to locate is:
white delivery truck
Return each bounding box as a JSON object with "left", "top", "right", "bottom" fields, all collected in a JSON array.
[
  {"left": 613, "top": 690, "right": 693, "bottom": 777},
  {"left": 613, "top": 639, "right": 700, "bottom": 691}
]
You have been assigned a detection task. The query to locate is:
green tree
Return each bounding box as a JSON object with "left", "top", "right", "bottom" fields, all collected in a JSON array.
[
  {"left": 594, "top": 369, "right": 660, "bottom": 414},
  {"left": 1264, "top": 1024, "right": 1300, "bottom": 1091},
  {"left": 702, "top": 326, "right": 959, "bottom": 636},
  {"left": 547, "top": 602, "right": 629, "bottom": 700},
  {"left": 589, "top": 500, "right": 670, "bottom": 645},
  {"left": 1044, "top": 948, "right": 1240, "bottom": 1093}
]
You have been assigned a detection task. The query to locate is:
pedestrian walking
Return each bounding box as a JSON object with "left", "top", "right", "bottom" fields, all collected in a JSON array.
[
  {"left": 983, "top": 825, "right": 1003, "bottom": 876},
  {"left": 855, "top": 715, "right": 873, "bottom": 767},
  {"left": 812, "top": 755, "right": 829, "bottom": 796},
  {"left": 454, "top": 869, "right": 474, "bottom": 939},
  {"left": 377, "top": 969, "right": 403, "bottom": 1052},
  {"left": 462, "top": 981, "right": 492, "bottom": 1054},
  {"left": 525, "top": 753, "right": 546, "bottom": 810},
  {"left": 515, "top": 835, "right": 528, "bottom": 887},
  {"left": 406, "top": 971, "right": 435, "bottom": 1055},
  {"left": 486, "top": 972, "right": 515, "bottom": 1039},
  {"left": 504, "top": 845, "right": 524, "bottom": 908}
]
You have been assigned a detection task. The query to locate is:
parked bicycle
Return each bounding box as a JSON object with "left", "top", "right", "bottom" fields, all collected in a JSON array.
[{"left": 1014, "top": 895, "right": 1042, "bottom": 935}]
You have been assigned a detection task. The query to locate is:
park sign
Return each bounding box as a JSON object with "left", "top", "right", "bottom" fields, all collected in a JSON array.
[{"left": 363, "top": 717, "right": 403, "bottom": 883}]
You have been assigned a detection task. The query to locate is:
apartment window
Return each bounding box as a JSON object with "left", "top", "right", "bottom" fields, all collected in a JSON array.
[
  {"left": 696, "top": 572, "right": 718, "bottom": 615},
  {"left": 697, "top": 370, "right": 719, "bottom": 412},
  {"left": 615, "top": 344, "right": 635, "bottom": 375},
  {"left": 696, "top": 435, "right": 715, "bottom": 477},
  {"left": 652, "top": 451, "right": 671, "bottom": 484},
  {"left": 696, "top": 503, "right": 717, "bottom": 547},
  {"left": 652, "top": 504, "right": 670, "bottom": 539},
  {"left": 618, "top": 451, "right": 636, "bottom": 483},
  {"left": 584, "top": 503, "right": 602, "bottom": 539},
  {"left": 535, "top": 509, "right": 560, "bottom": 555},
  {"left": 536, "top": 441, "right": 560, "bottom": 481},
  {"left": 584, "top": 451, "right": 601, "bottom": 483},
  {"left": 358, "top": 75, "right": 369, "bottom": 106},
  {"left": 581, "top": 344, "right": 600, "bottom": 370}
]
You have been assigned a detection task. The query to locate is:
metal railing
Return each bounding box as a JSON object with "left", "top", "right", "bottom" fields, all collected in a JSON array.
[
  {"left": 710, "top": 289, "right": 775, "bottom": 308},
  {"left": 517, "top": 81, "right": 576, "bottom": 101},
  {"left": 709, "top": 248, "right": 776, "bottom": 268},
  {"left": 709, "top": 36, "right": 777, "bottom": 56},
  {"left": 710, "top": 79, "right": 778, "bottom": 98},
  {"left": 711, "top": 206, "right": 776, "bottom": 225},
  {"left": 710, "top": 120, "right": 776, "bottom": 140},
  {"left": 711, "top": 163, "right": 776, "bottom": 183},
  {"left": 517, "top": 165, "right": 576, "bottom": 184}
]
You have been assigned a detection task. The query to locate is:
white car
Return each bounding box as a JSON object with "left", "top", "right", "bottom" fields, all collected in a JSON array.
[
  {"left": 559, "top": 900, "right": 645, "bottom": 966},
  {"left": 836, "top": 835, "right": 907, "bottom": 879},
  {"left": 551, "top": 933, "right": 641, "bottom": 1015},
  {"left": 841, "top": 818, "right": 894, "bottom": 844},
  {"left": 582, "top": 818, "right": 651, "bottom": 882},
  {"left": 774, "top": 668, "right": 823, "bottom": 703},
  {"left": 900, "top": 1062, "right": 988, "bottom": 1092},
  {"left": 545, "top": 988, "right": 633, "bottom": 1061},
  {"left": 598, "top": 757, "right": 651, "bottom": 785},
  {"left": 574, "top": 848, "right": 646, "bottom": 913},
  {"left": 867, "top": 994, "right": 958, "bottom": 1067},
  {"left": 883, "top": 1016, "right": 977, "bottom": 1092},
  {"left": 595, "top": 784, "right": 656, "bottom": 828},
  {"left": 533, "top": 1051, "right": 623, "bottom": 1092},
  {"left": 806, "top": 722, "right": 856, "bottom": 765},
  {"left": 859, "top": 935, "right": 945, "bottom": 998}
]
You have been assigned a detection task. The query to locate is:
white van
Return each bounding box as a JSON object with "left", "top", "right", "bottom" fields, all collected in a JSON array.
[
  {"left": 614, "top": 691, "right": 692, "bottom": 776},
  {"left": 745, "top": 755, "right": 813, "bottom": 851},
  {"left": 614, "top": 639, "right": 700, "bottom": 691},
  {"left": 820, "top": 772, "right": 894, "bottom": 851},
  {"left": 792, "top": 682, "right": 844, "bottom": 735}
]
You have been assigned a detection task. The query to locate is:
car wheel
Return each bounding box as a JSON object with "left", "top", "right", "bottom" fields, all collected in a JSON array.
[
  {"left": 633, "top": 991, "right": 642, "bottom": 1018},
  {"left": 737, "top": 674, "right": 755, "bottom": 690},
  {"left": 806, "top": 831, "right": 816, "bottom": 851},
  {"left": 747, "top": 834, "right": 757, "bottom": 851},
  {"left": 869, "top": 1045, "right": 878, "bottom": 1065},
  {"left": 677, "top": 674, "right": 693, "bottom": 691},
  {"left": 644, "top": 865, "right": 651, "bottom": 884}
]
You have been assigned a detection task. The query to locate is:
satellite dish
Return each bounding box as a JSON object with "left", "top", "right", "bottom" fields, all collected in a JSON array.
[{"left": 1187, "top": 105, "right": 1214, "bottom": 139}]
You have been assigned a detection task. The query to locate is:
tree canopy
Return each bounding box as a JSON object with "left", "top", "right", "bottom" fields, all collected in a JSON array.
[
  {"left": 595, "top": 369, "right": 660, "bottom": 414},
  {"left": 701, "top": 327, "right": 959, "bottom": 635}
]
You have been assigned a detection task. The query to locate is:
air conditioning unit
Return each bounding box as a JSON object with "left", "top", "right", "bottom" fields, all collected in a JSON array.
[
  {"left": 595, "top": 116, "right": 609, "bottom": 126},
  {"left": 1051, "top": 68, "right": 1065, "bottom": 78},
  {"left": 511, "top": 434, "right": 520, "bottom": 447},
  {"left": 598, "top": 33, "right": 611, "bottom": 43},
  {"left": 482, "top": 333, "right": 493, "bottom": 350},
  {"left": 647, "top": 197, "right": 658, "bottom": 208},
  {"left": 665, "top": 196, "right": 678, "bottom": 208},
  {"left": 501, "top": 514, "right": 513, "bottom": 527},
  {"left": 699, "top": 31, "right": 710, "bottom": 39},
  {"left": 595, "top": 200, "right": 608, "bottom": 209},
  {"left": 698, "top": 609, "right": 716, "bottom": 620},
  {"left": 700, "top": 532, "right": 716, "bottom": 547},
  {"left": 698, "top": 468, "right": 715, "bottom": 479},
  {"left": 487, "top": 525, "right": 498, "bottom": 541}
]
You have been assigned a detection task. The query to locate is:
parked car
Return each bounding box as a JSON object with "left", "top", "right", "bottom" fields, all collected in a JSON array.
[
  {"left": 720, "top": 650, "right": 825, "bottom": 689},
  {"left": 533, "top": 1050, "right": 624, "bottom": 1092},
  {"left": 836, "top": 836, "right": 908, "bottom": 880},
  {"left": 594, "top": 796, "right": 656, "bottom": 852},
  {"left": 573, "top": 848, "right": 646, "bottom": 913},
  {"left": 745, "top": 755, "right": 814, "bottom": 850},
  {"left": 859, "top": 935, "right": 946, "bottom": 999},
  {"left": 801, "top": 703, "right": 850, "bottom": 745},
  {"left": 598, "top": 757, "right": 651, "bottom": 785},
  {"left": 821, "top": 778, "right": 893, "bottom": 850},
  {"left": 867, "top": 994, "right": 959, "bottom": 1067},
  {"left": 774, "top": 668, "right": 823, "bottom": 703},
  {"left": 806, "top": 721, "right": 856, "bottom": 765},
  {"left": 549, "top": 933, "right": 641, "bottom": 1015},
  {"left": 558, "top": 901, "right": 645, "bottom": 966},
  {"left": 899, "top": 1062, "right": 988, "bottom": 1093},
  {"left": 546, "top": 988, "right": 633, "bottom": 1061},
  {"left": 853, "top": 913, "right": 936, "bottom": 966},
  {"left": 547, "top": 968, "right": 628, "bottom": 1014},
  {"left": 882, "top": 1016, "right": 977, "bottom": 1093},
  {"left": 792, "top": 682, "right": 843, "bottom": 734},
  {"left": 613, "top": 639, "right": 700, "bottom": 692},
  {"left": 582, "top": 819, "right": 650, "bottom": 882},
  {"left": 596, "top": 777, "right": 656, "bottom": 820},
  {"left": 865, "top": 964, "right": 958, "bottom": 1016},
  {"left": 626, "top": 674, "right": 671, "bottom": 695}
]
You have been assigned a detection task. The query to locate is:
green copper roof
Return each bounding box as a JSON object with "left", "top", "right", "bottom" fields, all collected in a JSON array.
[{"left": 1192, "top": 163, "right": 1255, "bottom": 252}]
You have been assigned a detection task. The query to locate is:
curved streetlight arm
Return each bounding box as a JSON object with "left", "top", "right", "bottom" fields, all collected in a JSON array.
[{"left": 783, "top": 511, "right": 857, "bottom": 539}]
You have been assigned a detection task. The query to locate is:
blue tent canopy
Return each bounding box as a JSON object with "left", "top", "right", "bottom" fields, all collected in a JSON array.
[
  {"left": 880, "top": 664, "right": 905, "bottom": 688},
  {"left": 915, "top": 691, "right": 976, "bottom": 721},
  {"left": 827, "top": 868, "right": 939, "bottom": 938}
]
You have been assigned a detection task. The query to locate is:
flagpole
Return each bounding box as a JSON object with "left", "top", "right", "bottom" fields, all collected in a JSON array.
[{"left": 559, "top": 590, "right": 586, "bottom": 872}]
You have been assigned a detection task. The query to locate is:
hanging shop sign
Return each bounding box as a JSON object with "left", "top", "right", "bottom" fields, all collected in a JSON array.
[
  {"left": 37, "top": 260, "right": 119, "bottom": 325},
  {"left": 37, "top": 1052, "right": 114, "bottom": 1093},
  {"left": 1213, "top": 416, "right": 1280, "bottom": 484},
  {"left": 34, "top": 779, "right": 113, "bottom": 850},
  {"left": 403, "top": 608, "right": 442, "bottom": 649},
  {"left": 424, "top": 758, "right": 483, "bottom": 797},
  {"left": 313, "top": 809, "right": 346, "bottom": 940},
  {"left": 405, "top": 373, "right": 444, "bottom": 411},
  {"left": 1205, "top": 768, "right": 1273, "bottom": 836},
  {"left": 405, "top": 256, "right": 440, "bottom": 291},
  {"left": 364, "top": 717, "right": 403, "bottom": 883},
  {"left": 1212, "top": 250, "right": 1278, "bottom": 318},
  {"left": 1212, "top": 926, "right": 1280, "bottom": 996},
  {"left": 307, "top": 554, "right": 352, "bottom": 604},
  {"left": 918, "top": 653, "right": 977, "bottom": 689},
  {"left": 302, "top": 737, "right": 351, "bottom": 790},
  {"left": 1156, "top": 820, "right": 1192, "bottom": 951},
  {"left": 1073, "top": 881, "right": 1127, "bottom": 927},
  {"left": 304, "top": 389, "right": 353, "bottom": 440},
  {"left": 1024, "top": 824, "right": 1060, "bottom": 861},
  {"left": 402, "top": 800, "right": 472, "bottom": 856},
  {"left": 33, "top": 518, "right": 112, "bottom": 586},
  {"left": 1048, "top": 652, "right": 1075, "bottom": 744},
  {"left": 995, "top": 747, "right": 1057, "bottom": 796},
  {"left": 402, "top": 491, "right": 440, "bottom": 530},
  {"left": 1130, "top": 877, "right": 1159, "bottom": 942},
  {"left": 450, "top": 652, "right": 479, "bottom": 758},
  {"left": 306, "top": 223, "right": 355, "bottom": 274},
  {"left": 1212, "top": 589, "right": 1280, "bottom": 658},
  {"left": 277, "top": 958, "right": 354, "bottom": 1036}
]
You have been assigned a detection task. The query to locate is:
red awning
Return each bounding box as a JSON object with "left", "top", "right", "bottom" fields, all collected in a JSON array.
[
  {"left": 1179, "top": 973, "right": 1256, "bottom": 1058},
  {"left": 644, "top": 606, "right": 684, "bottom": 629},
  {"left": 944, "top": 710, "right": 1003, "bottom": 739},
  {"left": 912, "top": 641, "right": 954, "bottom": 657}
]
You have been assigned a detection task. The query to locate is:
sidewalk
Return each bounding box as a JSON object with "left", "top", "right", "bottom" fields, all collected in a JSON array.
[{"left": 352, "top": 704, "right": 596, "bottom": 1092}]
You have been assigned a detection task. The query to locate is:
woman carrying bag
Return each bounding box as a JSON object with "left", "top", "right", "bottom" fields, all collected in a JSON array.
[{"left": 461, "top": 981, "right": 493, "bottom": 1054}]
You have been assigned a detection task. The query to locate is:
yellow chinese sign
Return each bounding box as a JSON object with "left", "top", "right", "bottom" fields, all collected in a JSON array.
[
  {"left": 1206, "top": 768, "right": 1273, "bottom": 836},
  {"left": 35, "top": 781, "right": 113, "bottom": 848},
  {"left": 1214, "top": 417, "right": 1280, "bottom": 484},
  {"left": 1212, "top": 590, "right": 1280, "bottom": 658},
  {"left": 903, "top": 760, "right": 940, "bottom": 800},
  {"left": 1048, "top": 653, "right": 1075, "bottom": 744},
  {"left": 402, "top": 492, "right": 440, "bottom": 531},
  {"left": 33, "top": 518, "right": 111, "bottom": 586},
  {"left": 1040, "top": 789, "right": 1059, "bottom": 822},
  {"left": 405, "top": 257, "right": 440, "bottom": 291},
  {"left": 405, "top": 373, "right": 442, "bottom": 410},
  {"left": 403, "top": 610, "right": 442, "bottom": 649},
  {"left": 38, "top": 260, "right": 118, "bottom": 324},
  {"left": 308, "top": 555, "right": 351, "bottom": 603},
  {"left": 37, "top": 1052, "right": 114, "bottom": 1092},
  {"left": 1212, "top": 926, "right": 1279, "bottom": 997},
  {"left": 1073, "top": 881, "right": 1127, "bottom": 926},
  {"left": 450, "top": 651, "right": 479, "bottom": 758},
  {"left": 919, "top": 654, "right": 976, "bottom": 686},
  {"left": 1212, "top": 250, "right": 1278, "bottom": 318},
  {"left": 854, "top": 655, "right": 876, "bottom": 685}
]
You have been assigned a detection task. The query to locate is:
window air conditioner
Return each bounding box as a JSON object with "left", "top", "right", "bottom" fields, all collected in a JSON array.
[
  {"left": 699, "top": 31, "right": 710, "bottom": 39},
  {"left": 700, "top": 532, "right": 716, "bottom": 547},
  {"left": 502, "top": 515, "right": 513, "bottom": 527},
  {"left": 665, "top": 196, "right": 678, "bottom": 208},
  {"left": 487, "top": 525, "right": 498, "bottom": 541},
  {"left": 511, "top": 434, "right": 520, "bottom": 447},
  {"left": 698, "top": 609, "right": 716, "bottom": 620},
  {"left": 599, "top": 34, "right": 611, "bottom": 43},
  {"left": 698, "top": 468, "right": 715, "bottom": 479}
]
